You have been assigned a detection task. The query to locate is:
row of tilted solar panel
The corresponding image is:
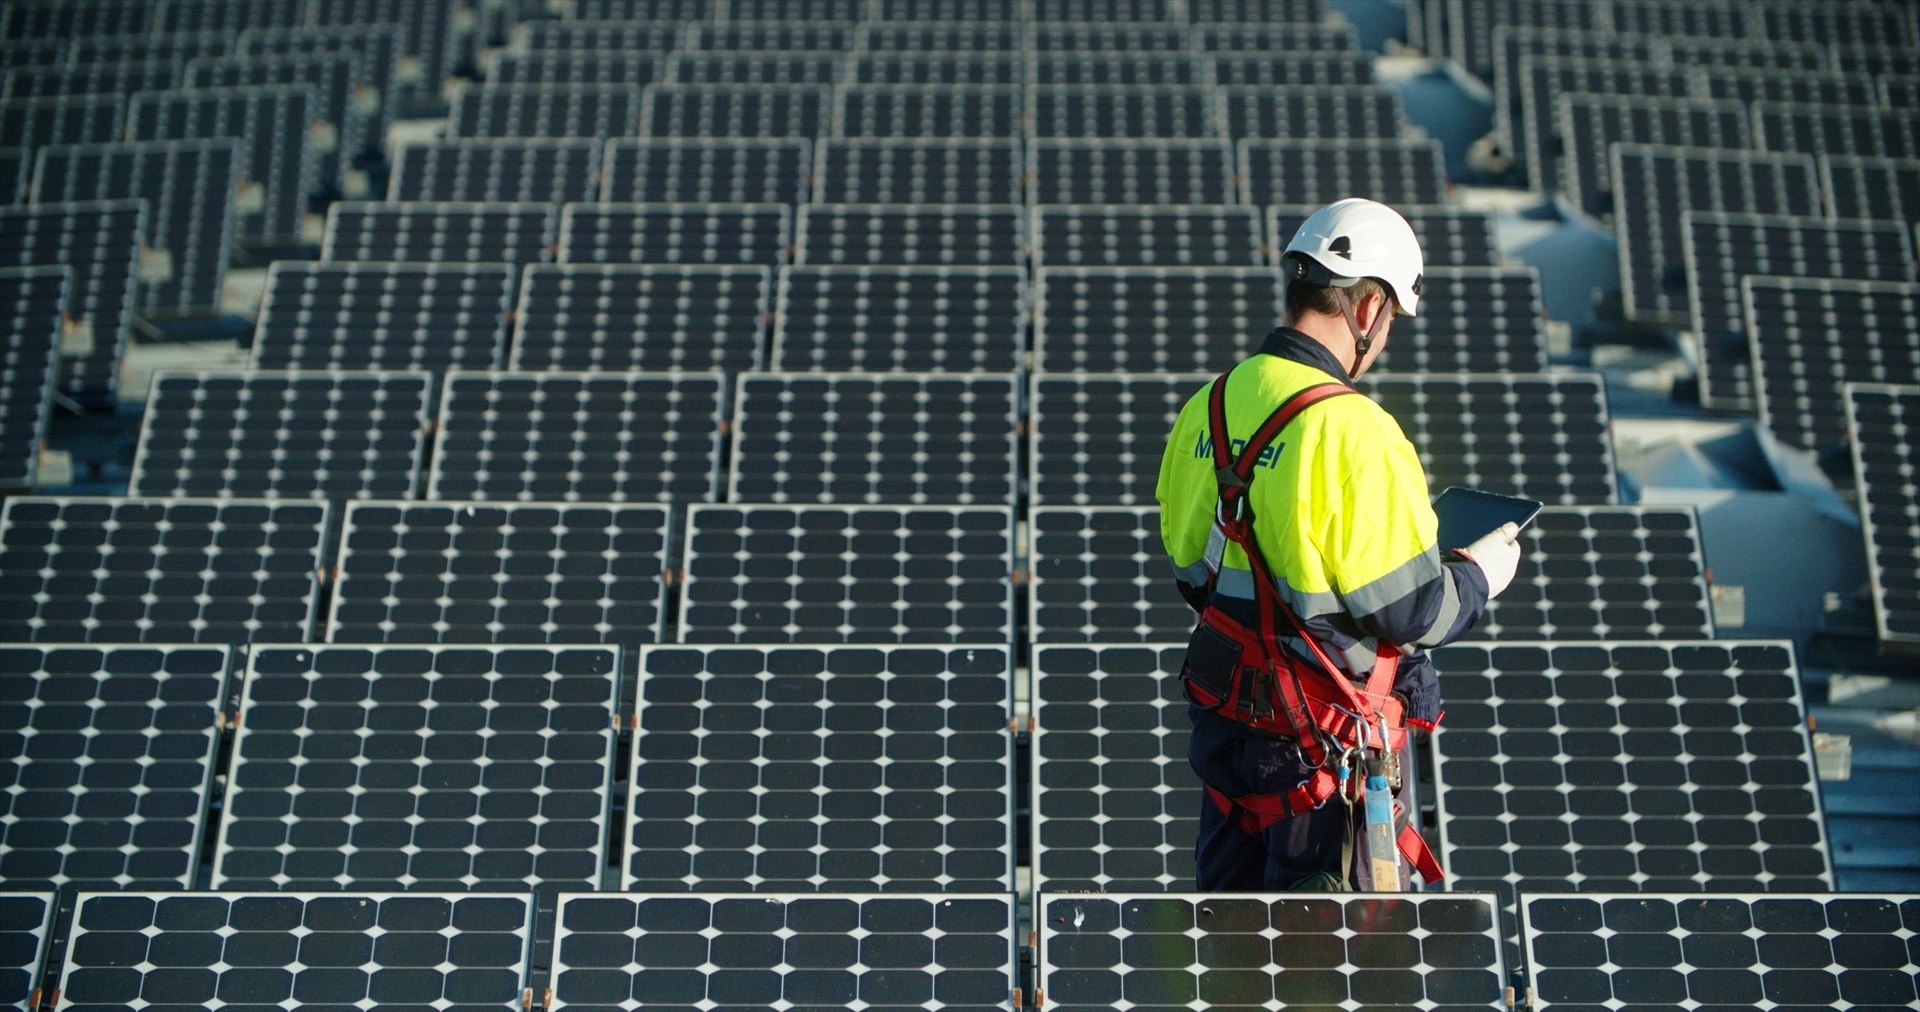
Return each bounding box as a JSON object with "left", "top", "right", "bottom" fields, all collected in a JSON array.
[{"left": 0, "top": 498, "right": 1709, "bottom": 648}]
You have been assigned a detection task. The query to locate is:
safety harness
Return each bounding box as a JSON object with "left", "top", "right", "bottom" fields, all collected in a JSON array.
[{"left": 1183, "top": 370, "right": 1445, "bottom": 886}]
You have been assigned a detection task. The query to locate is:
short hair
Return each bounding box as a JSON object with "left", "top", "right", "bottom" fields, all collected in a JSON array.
[{"left": 1284, "top": 276, "right": 1387, "bottom": 324}]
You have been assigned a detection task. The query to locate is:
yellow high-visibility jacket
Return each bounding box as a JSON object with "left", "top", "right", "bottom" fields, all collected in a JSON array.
[{"left": 1156, "top": 328, "right": 1492, "bottom": 721}]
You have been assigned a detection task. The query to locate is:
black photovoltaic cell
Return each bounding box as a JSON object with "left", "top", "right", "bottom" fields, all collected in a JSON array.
[
  {"left": 0, "top": 200, "right": 142, "bottom": 403},
  {"left": 1031, "top": 644, "right": 1198, "bottom": 892},
  {"left": 795, "top": 204, "right": 1024, "bottom": 266},
  {"left": 1192, "top": 21, "right": 1358, "bottom": 52},
  {"left": 1700, "top": 67, "right": 1879, "bottom": 110},
  {"left": 602, "top": 138, "right": 810, "bottom": 204},
  {"left": 1754, "top": 102, "right": 1920, "bottom": 160},
  {"left": 487, "top": 50, "right": 663, "bottom": 87},
  {"left": 0, "top": 644, "right": 227, "bottom": 891},
  {"left": 1465, "top": 505, "right": 1711, "bottom": 639},
  {"left": 0, "top": 147, "right": 25, "bottom": 203},
  {"left": 251, "top": 261, "right": 516, "bottom": 371},
  {"left": 1687, "top": 213, "right": 1914, "bottom": 413},
  {"left": 1030, "top": 138, "right": 1237, "bottom": 205},
  {"left": 678, "top": 504, "right": 1015, "bottom": 644},
  {"left": 1239, "top": 138, "right": 1448, "bottom": 205},
  {"left": 1034, "top": 204, "right": 1263, "bottom": 268},
  {"left": 185, "top": 53, "right": 363, "bottom": 183},
  {"left": 773, "top": 265, "right": 1026, "bottom": 372},
  {"left": 1028, "top": 85, "right": 1219, "bottom": 139},
  {"left": 731, "top": 372, "right": 1019, "bottom": 505},
  {"left": 1888, "top": 73, "right": 1920, "bottom": 109},
  {"left": 1212, "top": 52, "right": 1376, "bottom": 87},
  {"left": 1040, "top": 894, "right": 1507, "bottom": 1012},
  {"left": 1029, "top": 506, "right": 1194, "bottom": 643},
  {"left": 1029, "top": 372, "right": 1206, "bottom": 507},
  {"left": 1220, "top": 85, "right": 1407, "bottom": 141},
  {"left": 835, "top": 85, "right": 1024, "bottom": 139},
  {"left": 1847, "top": 383, "right": 1920, "bottom": 648},
  {"left": 628, "top": 645, "right": 1015, "bottom": 892},
  {"left": 1823, "top": 155, "right": 1920, "bottom": 222},
  {"left": 0, "top": 497, "right": 328, "bottom": 644},
  {"left": 642, "top": 84, "right": 829, "bottom": 138},
  {"left": 0, "top": 40, "right": 64, "bottom": 69},
  {"left": 817, "top": 138, "right": 1022, "bottom": 204},
  {"left": 1609, "top": 144, "right": 1821, "bottom": 323},
  {"left": 0, "top": 95, "right": 123, "bottom": 156},
  {"left": 668, "top": 52, "right": 842, "bottom": 85},
  {"left": 216, "top": 645, "right": 618, "bottom": 890},
  {"left": 557, "top": 201, "right": 789, "bottom": 266},
  {"left": 1555, "top": 94, "right": 1750, "bottom": 223},
  {"left": 327, "top": 501, "right": 672, "bottom": 646},
  {"left": 0, "top": 892, "right": 53, "bottom": 1008},
  {"left": 323, "top": 201, "right": 556, "bottom": 265},
  {"left": 1030, "top": 53, "right": 1208, "bottom": 86},
  {"left": 451, "top": 84, "right": 642, "bottom": 139},
  {"left": 391, "top": 138, "right": 601, "bottom": 204},
  {"left": 512, "top": 263, "right": 768, "bottom": 373},
  {"left": 1269, "top": 203, "right": 1499, "bottom": 270},
  {"left": 125, "top": 84, "right": 314, "bottom": 244},
  {"left": 2, "top": 59, "right": 181, "bottom": 100},
  {"left": 1831, "top": 42, "right": 1919, "bottom": 78},
  {"left": 0, "top": 266, "right": 63, "bottom": 490},
  {"left": 1523, "top": 893, "right": 1920, "bottom": 1011},
  {"left": 128, "top": 370, "right": 433, "bottom": 501},
  {"left": 549, "top": 893, "right": 1016, "bottom": 1011},
  {"left": 856, "top": 20, "right": 1025, "bottom": 50},
  {"left": 57, "top": 892, "right": 532, "bottom": 1012},
  {"left": 1376, "top": 268, "right": 1550, "bottom": 374},
  {"left": 31, "top": 138, "right": 237, "bottom": 315},
  {"left": 1747, "top": 277, "right": 1920, "bottom": 464},
  {"left": 1432, "top": 641, "right": 1833, "bottom": 971},
  {"left": 1034, "top": 266, "right": 1281, "bottom": 373},
  {"left": 431, "top": 370, "right": 726, "bottom": 503},
  {"left": 845, "top": 53, "right": 1026, "bottom": 86}
]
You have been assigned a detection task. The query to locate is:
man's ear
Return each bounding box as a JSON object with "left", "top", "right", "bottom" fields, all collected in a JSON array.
[{"left": 1358, "top": 288, "right": 1390, "bottom": 329}]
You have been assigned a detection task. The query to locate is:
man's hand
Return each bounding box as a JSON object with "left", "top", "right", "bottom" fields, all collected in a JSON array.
[{"left": 1457, "top": 522, "right": 1523, "bottom": 599}]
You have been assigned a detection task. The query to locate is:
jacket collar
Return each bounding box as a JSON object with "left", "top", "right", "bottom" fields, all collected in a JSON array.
[{"left": 1255, "top": 326, "right": 1351, "bottom": 384}]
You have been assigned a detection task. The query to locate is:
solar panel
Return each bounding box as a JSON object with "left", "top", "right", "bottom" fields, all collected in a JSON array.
[
  {"left": 1, "top": 59, "right": 181, "bottom": 100},
  {"left": 450, "top": 83, "right": 643, "bottom": 139},
  {"left": 1029, "top": 506, "right": 1196, "bottom": 643},
  {"left": 0, "top": 266, "right": 63, "bottom": 491},
  {"left": 1381, "top": 268, "right": 1552, "bottom": 374},
  {"left": 1032, "top": 204, "right": 1264, "bottom": 267},
  {"left": 666, "top": 50, "right": 843, "bottom": 85},
  {"left": 1219, "top": 84, "right": 1408, "bottom": 141},
  {"left": 1029, "top": 371, "right": 1205, "bottom": 507},
  {"left": 730, "top": 372, "right": 1019, "bottom": 505},
  {"left": 1487, "top": 505, "right": 1715, "bottom": 639},
  {"left": 1846, "top": 382, "right": 1920, "bottom": 650},
  {"left": 0, "top": 644, "right": 230, "bottom": 889},
  {"left": 1522, "top": 893, "right": 1920, "bottom": 1011},
  {"left": 1268, "top": 202, "right": 1501, "bottom": 269},
  {"left": 32, "top": 138, "right": 237, "bottom": 315},
  {"left": 67, "top": 30, "right": 233, "bottom": 66},
  {"left": 690, "top": 20, "right": 856, "bottom": 51},
  {"left": 834, "top": 84, "right": 1024, "bottom": 138},
  {"left": 549, "top": 893, "right": 1016, "bottom": 1009},
  {"left": 771, "top": 265, "right": 1028, "bottom": 373},
  {"left": 151, "top": 0, "right": 307, "bottom": 33},
  {"left": 1747, "top": 277, "right": 1920, "bottom": 464},
  {"left": 1, "top": 0, "right": 147, "bottom": 38},
  {"left": 57, "top": 892, "right": 533, "bottom": 1011},
  {"left": 556, "top": 201, "right": 790, "bottom": 266},
  {"left": 0, "top": 94, "right": 124, "bottom": 153},
  {"left": 1517, "top": 57, "right": 1693, "bottom": 193},
  {"left": 1609, "top": 144, "right": 1821, "bottom": 323},
  {"left": 1687, "top": 213, "right": 1915, "bottom": 413},
  {"left": 1028, "top": 84, "right": 1220, "bottom": 139},
  {"left": 0, "top": 147, "right": 26, "bottom": 203},
  {"left": 1030, "top": 52, "right": 1209, "bottom": 86},
  {"left": 628, "top": 644, "right": 1016, "bottom": 891},
  {"left": 1359, "top": 374, "right": 1616, "bottom": 503},
  {"left": 816, "top": 137, "right": 1022, "bottom": 204},
  {"left": 486, "top": 49, "right": 663, "bottom": 86},
  {"left": 794, "top": 203, "right": 1025, "bottom": 266},
  {"left": 307, "top": 0, "right": 459, "bottom": 102},
  {"left": 327, "top": 501, "right": 672, "bottom": 648},
  {"left": 322, "top": 200, "right": 556, "bottom": 265},
  {"left": 234, "top": 26, "right": 398, "bottom": 163},
  {"left": 1038, "top": 893, "right": 1508, "bottom": 1011},
  {"left": 1448, "top": 0, "right": 1607, "bottom": 78},
  {"left": 845, "top": 52, "right": 1026, "bottom": 85},
  {"left": 430, "top": 369, "right": 724, "bottom": 504},
  {"left": 0, "top": 200, "right": 142, "bottom": 403},
  {"left": 1239, "top": 137, "right": 1448, "bottom": 205},
  {"left": 1029, "top": 138, "right": 1236, "bottom": 205},
  {"left": 1030, "top": 643, "right": 1198, "bottom": 892},
  {"left": 512, "top": 263, "right": 769, "bottom": 373},
  {"left": 518, "top": 19, "right": 689, "bottom": 52},
  {"left": 1034, "top": 265, "right": 1281, "bottom": 373},
  {"left": 603, "top": 137, "right": 810, "bottom": 204},
  {"left": 125, "top": 84, "right": 315, "bottom": 244},
  {"left": 1698, "top": 67, "right": 1880, "bottom": 109},
  {"left": 1431, "top": 640, "right": 1833, "bottom": 970},
  {"left": 1488, "top": 28, "right": 1655, "bottom": 155},
  {"left": 0, "top": 892, "right": 54, "bottom": 1008},
  {"left": 1759, "top": 1, "right": 1918, "bottom": 46},
  {"left": 251, "top": 260, "right": 516, "bottom": 371},
  {"left": 1605, "top": 0, "right": 1752, "bottom": 38},
  {"left": 1192, "top": 21, "right": 1359, "bottom": 52},
  {"left": 677, "top": 504, "right": 1016, "bottom": 644},
  {"left": 1555, "top": 94, "right": 1750, "bottom": 222},
  {"left": 642, "top": 84, "right": 830, "bottom": 138},
  {"left": 1753, "top": 101, "right": 1920, "bottom": 160},
  {"left": 1211, "top": 52, "right": 1376, "bottom": 87},
  {"left": 215, "top": 644, "right": 618, "bottom": 890},
  {"left": 184, "top": 53, "right": 362, "bottom": 186},
  {"left": 127, "top": 370, "right": 432, "bottom": 502},
  {"left": 391, "top": 138, "right": 601, "bottom": 204}
]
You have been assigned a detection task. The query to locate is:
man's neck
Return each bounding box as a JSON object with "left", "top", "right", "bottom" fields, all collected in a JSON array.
[{"left": 1285, "top": 314, "right": 1357, "bottom": 376}]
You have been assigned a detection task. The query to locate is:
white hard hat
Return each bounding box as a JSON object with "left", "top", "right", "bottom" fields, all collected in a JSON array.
[{"left": 1281, "top": 197, "right": 1425, "bottom": 317}]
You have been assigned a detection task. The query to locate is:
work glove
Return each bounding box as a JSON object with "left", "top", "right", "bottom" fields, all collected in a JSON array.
[{"left": 1457, "top": 522, "right": 1523, "bottom": 599}]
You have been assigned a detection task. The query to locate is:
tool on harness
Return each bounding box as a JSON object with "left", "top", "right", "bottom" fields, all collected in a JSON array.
[{"left": 1364, "top": 752, "right": 1401, "bottom": 891}]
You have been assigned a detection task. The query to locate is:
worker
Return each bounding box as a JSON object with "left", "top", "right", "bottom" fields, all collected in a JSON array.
[{"left": 1155, "top": 197, "right": 1524, "bottom": 891}]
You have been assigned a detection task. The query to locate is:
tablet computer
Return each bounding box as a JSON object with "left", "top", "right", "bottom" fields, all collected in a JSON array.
[{"left": 1432, "top": 486, "right": 1543, "bottom": 551}]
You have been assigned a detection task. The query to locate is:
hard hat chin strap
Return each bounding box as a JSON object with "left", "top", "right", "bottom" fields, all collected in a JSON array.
[{"left": 1333, "top": 287, "right": 1390, "bottom": 380}]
